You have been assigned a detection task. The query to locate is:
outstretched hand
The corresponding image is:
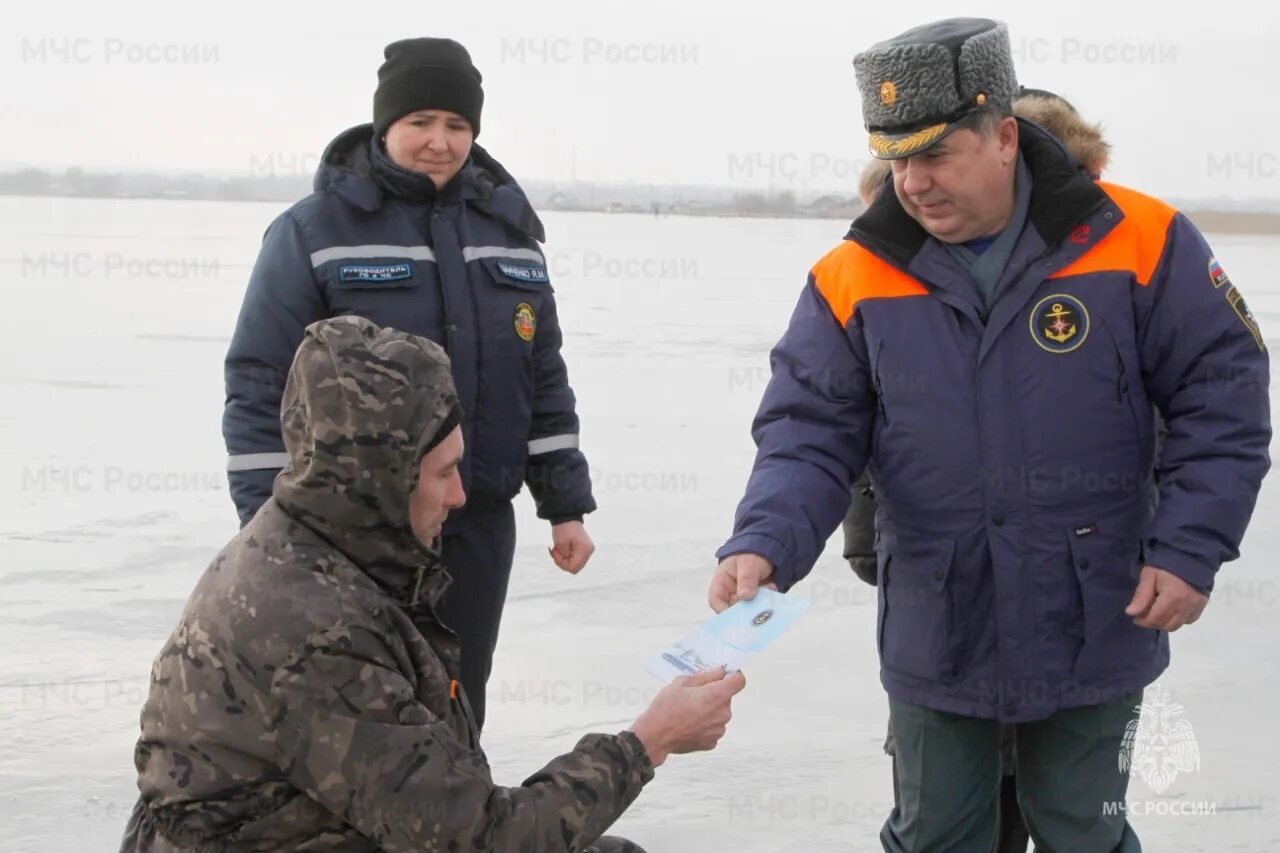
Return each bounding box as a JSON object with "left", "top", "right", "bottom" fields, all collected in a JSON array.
[
  {"left": 630, "top": 666, "right": 748, "bottom": 766},
  {"left": 708, "top": 553, "right": 777, "bottom": 613}
]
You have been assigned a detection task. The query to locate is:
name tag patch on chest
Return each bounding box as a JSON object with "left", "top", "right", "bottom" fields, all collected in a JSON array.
[
  {"left": 495, "top": 261, "right": 549, "bottom": 284},
  {"left": 338, "top": 263, "right": 413, "bottom": 283}
]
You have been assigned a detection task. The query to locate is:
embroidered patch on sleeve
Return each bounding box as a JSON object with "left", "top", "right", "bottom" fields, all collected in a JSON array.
[
  {"left": 1207, "top": 257, "right": 1230, "bottom": 290},
  {"left": 1225, "top": 285, "right": 1265, "bottom": 351}
]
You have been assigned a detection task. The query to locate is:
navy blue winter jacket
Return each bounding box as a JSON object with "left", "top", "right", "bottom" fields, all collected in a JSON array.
[
  {"left": 223, "top": 124, "right": 594, "bottom": 532},
  {"left": 718, "top": 122, "right": 1271, "bottom": 721}
]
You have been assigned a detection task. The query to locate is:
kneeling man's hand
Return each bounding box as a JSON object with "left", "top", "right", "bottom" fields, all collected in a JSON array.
[{"left": 629, "top": 666, "right": 747, "bottom": 767}]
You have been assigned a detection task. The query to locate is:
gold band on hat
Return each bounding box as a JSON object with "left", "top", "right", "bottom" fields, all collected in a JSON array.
[{"left": 867, "top": 122, "right": 949, "bottom": 158}]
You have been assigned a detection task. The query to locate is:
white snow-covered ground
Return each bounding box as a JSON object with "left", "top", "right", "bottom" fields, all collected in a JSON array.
[{"left": 1, "top": 196, "right": 1277, "bottom": 852}]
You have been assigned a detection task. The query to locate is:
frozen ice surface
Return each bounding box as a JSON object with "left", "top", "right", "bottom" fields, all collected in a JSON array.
[{"left": 1, "top": 198, "right": 1277, "bottom": 850}]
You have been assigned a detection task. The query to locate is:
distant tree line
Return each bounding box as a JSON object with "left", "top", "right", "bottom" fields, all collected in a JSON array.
[
  {"left": 0, "top": 167, "right": 311, "bottom": 202},
  {"left": 0, "top": 167, "right": 854, "bottom": 216},
  {"left": 3, "top": 167, "right": 1274, "bottom": 227}
]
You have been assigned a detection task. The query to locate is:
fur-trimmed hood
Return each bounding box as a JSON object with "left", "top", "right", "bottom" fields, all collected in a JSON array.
[{"left": 1013, "top": 92, "right": 1111, "bottom": 179}]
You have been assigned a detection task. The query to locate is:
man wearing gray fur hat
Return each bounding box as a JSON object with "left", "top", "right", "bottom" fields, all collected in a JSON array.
[{"left": 710, "top": 16, "right": 1270, "bottom": 853}]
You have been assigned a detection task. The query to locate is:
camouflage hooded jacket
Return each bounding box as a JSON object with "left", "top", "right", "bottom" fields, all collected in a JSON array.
[{"left": 122, "top": 316, "right": 654, "bottom": 852}]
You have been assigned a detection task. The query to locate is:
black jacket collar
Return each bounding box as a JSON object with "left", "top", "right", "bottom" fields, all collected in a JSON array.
[
  {"left": 848, "top": 119, "right": 1109, "bottom": 269},
  {"left": 313, "top": 123, "right": 546, "bottom": 242}
]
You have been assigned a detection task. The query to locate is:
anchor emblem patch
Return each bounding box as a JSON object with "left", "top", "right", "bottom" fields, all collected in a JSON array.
[{"left": 1030, "top": 294, "right": 1090, "bottom": 354}]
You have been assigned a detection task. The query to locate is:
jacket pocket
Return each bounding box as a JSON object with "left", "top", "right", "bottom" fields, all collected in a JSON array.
[
  {"left": 870, "top": 338, "right": 887, "bottom": 461},
  {"left": 879, "top": 533, "right": 965, "bottom": 683},
  {"left": 1101, "top": 320, "right": 1145, "bottom": 449},
  {"left": 468, "top": 258, "right": 544, "bottom": 501},
  {"left": 1067, "top": 530, "right": 1158, "bottom": 682},
  {"left": 475, "top": 257, "right": 548, "bottom": 356}
]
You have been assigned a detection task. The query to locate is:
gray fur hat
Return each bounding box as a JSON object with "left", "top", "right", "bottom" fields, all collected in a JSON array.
[{"left": 853, "top": 18, "right": 1019, "bottom": 159}]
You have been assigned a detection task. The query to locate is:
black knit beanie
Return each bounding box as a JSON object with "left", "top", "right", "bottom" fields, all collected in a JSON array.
[
  {"left": 422, "top": 405, "right": 462, "bottom": 458},
  {"left": 373, "top": 38, "right": 483, "bottom": 138}
]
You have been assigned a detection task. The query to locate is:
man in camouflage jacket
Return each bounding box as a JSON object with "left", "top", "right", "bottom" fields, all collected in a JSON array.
[{"left": 120, "top": 316, "right": 709, "bottom": 852}]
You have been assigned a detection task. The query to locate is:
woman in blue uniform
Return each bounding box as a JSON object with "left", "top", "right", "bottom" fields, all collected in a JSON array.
[{"left": 222, "top": 37, "right": 595, "bottom": 730}]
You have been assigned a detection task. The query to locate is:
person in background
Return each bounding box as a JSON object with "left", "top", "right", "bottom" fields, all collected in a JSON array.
[
  {"left": 841, "top": 160, "right": 891, "bottom": 586},
  {"left": 222, "top": 38, "right": 595, "bottom": 731}
]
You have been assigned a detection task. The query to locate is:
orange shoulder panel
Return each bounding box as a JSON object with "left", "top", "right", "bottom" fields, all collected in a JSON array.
[
  {"left": 1048, "top": 182, "right": 1177, "bottom": 287},
  {"left": 809, "top": 241, "right": 927, "bottom": 325}
]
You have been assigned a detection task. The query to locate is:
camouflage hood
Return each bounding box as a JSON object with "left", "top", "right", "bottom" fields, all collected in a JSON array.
[
  {"left": 125, "top": 325, "right": 654, "bottom": 853},
  {"left": 271, "top": 315, "right": 459, "bottom": 598}
]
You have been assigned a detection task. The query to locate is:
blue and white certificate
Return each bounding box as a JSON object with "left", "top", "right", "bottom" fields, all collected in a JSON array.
[{"left": 646, "top": 588, "right": 811, "bottom": 682}]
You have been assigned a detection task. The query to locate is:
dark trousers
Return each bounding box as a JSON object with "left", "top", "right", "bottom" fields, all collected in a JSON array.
[
  {"left": 882, "top": 694, "right": 1143, "bottom": 852},
  {"left": 890, "top": 768, "right": 1029, "bottom": 853},
  {"left": 888, "top": 721, "right": 1030, "bottom": 853},
  {"left": 996, "top": 773, "right": 1030, "bottom": 853},
  {"left": 437, "top": 503, "right": 517, "bottom": 732}
]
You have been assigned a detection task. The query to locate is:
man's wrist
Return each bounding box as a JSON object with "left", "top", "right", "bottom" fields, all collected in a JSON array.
[
  {"left": 628, "top": 717, "right": 668, "bottom": 768},
  {"left": 550, "top": 515, "right": 584, "bottom": 526},
  {"left": 1145, "top": 542, "right": 1217, "bottom": 594}
]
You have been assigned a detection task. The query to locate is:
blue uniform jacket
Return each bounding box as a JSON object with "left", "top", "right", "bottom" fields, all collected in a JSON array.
[
  {"left": 223, "top": 124, "right": 594, "bottom": 532},
  {"left": 718, "top": 121, "right": 1271, "bottom": 721}
]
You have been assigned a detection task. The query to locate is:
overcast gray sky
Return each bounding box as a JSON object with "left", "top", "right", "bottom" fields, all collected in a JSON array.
[{"left": 5, "top": 0, "right": 1279, "bottom": 200}]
